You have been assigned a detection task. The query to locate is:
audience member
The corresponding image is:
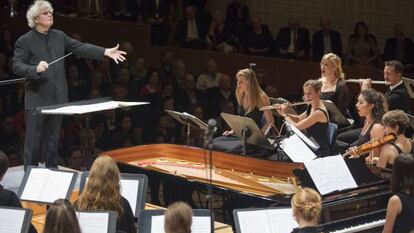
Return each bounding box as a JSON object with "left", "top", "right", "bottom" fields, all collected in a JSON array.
[
  {"left": 290, "top": 188, "right": 322, "bottom": 233},
  {"left": 75, "top": 155, "right": 136, "bottom": 233},
  {"left": 0, "top": 27, "right": 15, "bottom": 58},
  {"left": 175, "top": 6, "right": 208, "bottom": 49},
  {"left": 164, "top": 201, "right": 193, "bottom": 233},
  {"left": 196, "top": 59, "right": 222, "bottom": 92},
  {"left": 206, "top": 73, "right": 236, "bottom": 118},
  {"left": 109, "top": 0, "right": 138, "bottom": 21},
  {"left": 312, "top": 17, "right": 342, "bottom": 62},
  {"left": 176, "top": 73, "right": 206, "bottom": 112},
  {"left": 143, "top": 0, "right": 172, "bottom": 45},
  {"left": 63, "top": 146, "right": 85, "bottom": 171},
  {"left": 383, "top": 24, "right": 414, "bottom": 73},
  {"left": 225, "top": 0, "right": 249, "bottom": 37},
  {"left": 130, "top": 57, "right": 148, "bottom": 88},
  {"left": 276, "top": 16, "right": 310, "bottom": 60},
  {"left": 383, "top": 153, "right": 414, "bottom": 233},
  {"left": 243, "top": 17, "right": 274, "bottom": 56},
  {"left": 207, "top": 11, "right": 238, "bottom": 53},
  {"left": 43, "top": 199, "right": 81, "bottom": 233},
  {"left": 346, "top": 21, "right": 379, "bottom": 67},
  {"left": 77, "top": 0, "right": 107, "bottom": 18},
  {"left": 66, "top": 64, "right": 89, "bottom": 101}
]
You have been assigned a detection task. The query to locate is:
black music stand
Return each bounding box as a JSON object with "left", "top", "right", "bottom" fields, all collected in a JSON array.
[
  {"left": 221, "top": 113, "right": 273, "bottom": 156},
  {"left": 322, "top": 100, "right": 352, "bottom": 127},
  {"left": 165, "top": 110, "right": 208, "bottom": 146},
  {"left": 35, "top": 98, "right": 149, "bottom": 168},
  {"left": 402, "top": 77, "right": 414, "bottom": 99}
]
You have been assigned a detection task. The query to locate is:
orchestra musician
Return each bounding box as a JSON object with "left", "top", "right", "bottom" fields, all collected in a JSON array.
[
  {"left": 275, "top": 79, "right": 330, "bottom": 156},
  {"left": 43, "top": 199, "right": 81, "bottom": 233},
  {"left": 346, "top": 89, "right": 387, "bottom": 160},
  {"left": 319, "top": 53, "right": 350, "bottom": 118},
  {"left": 382, "top": 153, "right": 414, "bottom": 233},
  {"left": 290, "top": 187, "right": 322, "bottom": 233},
  {"left": 377, "top": 110, "right": 412, "bottom": 169},
  {"left": 164, "top": 201, "right": 193, "bottom": 233}
]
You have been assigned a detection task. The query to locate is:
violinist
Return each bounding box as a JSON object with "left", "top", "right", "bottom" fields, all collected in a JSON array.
[
  {"left": 377, "top": 110, "right": 412, "bottom": 169},
  {"left": 275, "top": 79, "right": 330, "bottom": 156},
  {"left": 347, "top": 89, "right": 387, "bottom": 160}
]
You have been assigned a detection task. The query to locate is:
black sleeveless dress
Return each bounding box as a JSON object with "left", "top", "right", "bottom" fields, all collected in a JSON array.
[
  {"left": 393, "top": 192, "right": 414, "bottom": 233},
  {"left": 305, "top": 106, "right": 330, "bottom": 156}
]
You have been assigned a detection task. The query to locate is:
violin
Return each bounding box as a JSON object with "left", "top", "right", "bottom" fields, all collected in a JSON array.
[{"left": 343, "top": 134, "right": 396, "bottom": 158}]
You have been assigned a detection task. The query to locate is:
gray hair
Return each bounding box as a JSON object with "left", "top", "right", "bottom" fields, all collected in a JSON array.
[{"left": 26, "top": 0, "right": 54, "bottom": 28}]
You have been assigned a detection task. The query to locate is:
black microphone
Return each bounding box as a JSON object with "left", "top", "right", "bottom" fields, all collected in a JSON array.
[{"left": 204, "top": 119, "right": 217, "bottom": 149}]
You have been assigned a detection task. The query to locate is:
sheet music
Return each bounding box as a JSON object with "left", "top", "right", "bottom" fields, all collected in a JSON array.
[
  {"left": 41, "top": 101, "right": 148, "bottom": 115},
  {"left": 120, "top": 179, "right": 139, "bottom": 216},
  {"left": 77, "top": 212, "right": 109, "bottom": 233},
  {"left": 266, "top": 208, "right": 298, "bottom": 233},
  {"left": 281, "top": 134, "right": 317, "bottom": 163},
  {"left": 0, "top": 208, "right": 25, "bottom": 233},
  {"left": 237, "top": 208, "right": 297, "bottom": 233},
  {"left": 21, "top": 168, "right": 73, "bottom": 203},
  {"left": 286, "top": 122, "right": 319, "bottom": 150},
  {"left": 305, "top": 155, "right": 358, "bottom": 195},
  {"left": 150, "top": 215, "right": 211, "bottom": 233}
]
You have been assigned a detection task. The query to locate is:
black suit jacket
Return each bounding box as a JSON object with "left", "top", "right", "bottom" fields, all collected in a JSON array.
[
  {"left": 312, "top": 30, "right": 343, "bottom": 61},
  {"left": 383, "top": 37, "right": 414, "bottom": 64},
  {"left": 0, "top": 185, "right": 38, "bottom": 233},
  {"left": 175, "top": 17, "right": 208, "bottom": 47},
  {"left": 385, "top": 82, "right": 410, "bottom": 113},
  {"left": 276, "top": 27, "right": 310, "bottom": 55}
]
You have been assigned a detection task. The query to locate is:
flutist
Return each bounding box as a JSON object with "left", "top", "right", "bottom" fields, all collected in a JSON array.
[{"left": 275, "top": 79, "right": 331, "bottom": 156}]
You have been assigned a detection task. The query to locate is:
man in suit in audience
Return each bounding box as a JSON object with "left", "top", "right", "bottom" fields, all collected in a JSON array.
[
  {"left": 0, "top": 152, "right": 37, "bottom": 233},
  {"left": 276, "top": 16, "right": 310, "bottom": 60},
  {"left": 312, "top": 16, "right": 342, "bottom": 62},
  {"left": 383, "top": 24, "right": 414, "bottom": 73},
  {"left": 175, "top": 5, "right": 208, "bottom": 49}
]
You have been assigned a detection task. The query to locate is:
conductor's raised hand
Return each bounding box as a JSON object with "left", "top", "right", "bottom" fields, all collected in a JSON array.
[
  {"left": 104, "top": 44, "right": 127, "bottom": 64},
  {"left": 36, "top": 61, "right": 49, "bottom": 73}
]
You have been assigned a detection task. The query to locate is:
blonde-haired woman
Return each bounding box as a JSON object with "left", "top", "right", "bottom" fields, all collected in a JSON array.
[
  {"left": 75, "top": 155, "right": 135, "bottom": 233},
  {"left": 223, "top": 68, "right": 274, "bottom": 136},
  {"left": 164, "top": 202, "right": 193, "bottom": 233},
  {"left": 276, "top": 79, "right": 330, "bottom": 156},
  {"left": 291, "top": 188, "right": 322, "bottom": 233},
  {"left": 319, "top": 53, "right": 349, "bottom": 117}
]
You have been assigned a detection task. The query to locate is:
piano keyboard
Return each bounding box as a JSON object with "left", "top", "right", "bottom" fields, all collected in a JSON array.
[
  {"left": 320, "top": 209, "right": 386, "bottom": 233},
  {"left": 330, "top": 219, "right": 385, "bottom": 232}
]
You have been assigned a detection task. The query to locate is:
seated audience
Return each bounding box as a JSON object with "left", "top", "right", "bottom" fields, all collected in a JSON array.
[
  {"left": 377, "top": 110, "right": 412, "bottom": 169},
  {"left": 75, "top": 155, "right": 136, "bottom": 233},
  {"left": 225, "top": 0, "right": 249, "bottom": 37},
  {"left": 143, "top": 0, "right": 172, "bottom": 45},
  {"left": 176, "top": 73, "right": 206, "bottom": 112},
  {"left": 243, "top": 17, "right": 274, "bottom": 56},
  {"left": 164, "top": 201, "right": 193, "bottom": 233},
  {"left": 43, "top": 199, "right": 81, "bottom": 233},
  {"left": 207, "top": 11, "right": 238, "bottom": 53},
  {"left": 383, "top": 24, "right": 414, "bottom": 73},
  {"left": 383, "top": 153, "right": 414, "bottom": 233},
  {"left": 312, "top": 16, "right": 342, "bottom": 62},
  {"left": 276, "top": 80, "right": 330, "bottom": 156},
  {"left": 196, "top": 59, "right": 222, "bottom": 92},
  {"left": 291, "top": 188, "right": 322, "bottom": 233},
  {"left": 0, "top": 151, "right": 37, "bottom": 233},
  {"left": 276, "top": 16, "right": 310, "bottom": 60},
  {"left": 175, "top": 6, "right": 208, "bottom": 49},
  {"left": 346, "top": 21, "right": 379, "bottom": 67}
]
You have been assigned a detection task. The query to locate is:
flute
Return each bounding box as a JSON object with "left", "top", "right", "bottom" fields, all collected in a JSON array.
[
  {"left": 346, "top": 79, "right": 389, "bottom": 85},
  {"left": 259, "top": 101, "right": 309, "bottom": 111}
]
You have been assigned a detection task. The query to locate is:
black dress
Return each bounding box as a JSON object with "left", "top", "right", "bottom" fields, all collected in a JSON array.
[
  {"left": 291, "top": 226, "right": 322, "bottom": 233},
  {"left": 320, "top": 79, "right": 350, "bottom": 118},
  {"left": 305, "top": 106, "right": 330, "bottom": 156},
  {"left": 393, "top": 192, "right": 414, "bottom": 233}
]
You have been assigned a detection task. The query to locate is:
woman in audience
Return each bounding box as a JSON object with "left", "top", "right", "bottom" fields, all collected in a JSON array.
[
  {"left": 276, "top": 80, "right": 330, "bottom": 156},
  {"left": 0, "top": 151, "right": 37, "bottom": 233},
  {"left": 346, "top": 21, "right": 379, "bottom": 67},
  {"left": 383, "top": 153, "right": 414, "bottom": 233},
  {"left": 347, "top": 89, "right": 387, "bottom": 160},
  {"left": 43, "top": 199, "right": 81, "bottom": 233},
  {"left": 377, "top": 110, "right": 412, "bottom": 169},
  {"left": 319, "top": 53, "right": 349, "bottom": 118},
  {"left": 75, "top": 155, "right": 135, "bottom": 233},
  {"left": 290, "top": 187, "right": 322, "bottom": 233},
  {"left": 164, "top": 201, "right": 193, "bottom": 233}
]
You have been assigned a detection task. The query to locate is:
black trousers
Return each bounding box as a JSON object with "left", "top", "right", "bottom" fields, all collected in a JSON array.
[{"left": 24, "top": 110, "right": 62, "bottom": 170}]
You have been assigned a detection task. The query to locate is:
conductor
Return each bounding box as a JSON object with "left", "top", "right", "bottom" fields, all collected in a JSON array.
[{"left": 13, "top": 0, "right": 127, "bottom": 170}]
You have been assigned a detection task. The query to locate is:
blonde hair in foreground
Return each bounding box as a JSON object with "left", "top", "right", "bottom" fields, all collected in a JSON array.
[
  {"left": 291, "top": 188, "right": 322, "bottom": 222},
  {"left": 76, "top": 155, "right": 124, "bottom": 215},
  {"left": 235, "top": 68, "right": 267, "bottom": 113},
  {"left": 164, "top": 202, "right": 193, "bottom": 233}
]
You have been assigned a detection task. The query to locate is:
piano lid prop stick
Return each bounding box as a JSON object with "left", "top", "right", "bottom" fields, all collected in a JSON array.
[{"left": 48, "top": 52, "right": 73, "bottom": 66}]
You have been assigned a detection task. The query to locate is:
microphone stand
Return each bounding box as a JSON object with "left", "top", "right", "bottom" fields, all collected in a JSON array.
[
  {"left": 204, "top": 119, "right": 216, "bottom": 233},
  {"left": 241, "top": 63, "right": 256, "bottom": 156}
]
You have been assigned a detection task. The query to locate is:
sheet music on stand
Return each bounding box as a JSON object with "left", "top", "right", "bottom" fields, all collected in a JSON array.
[
  {"left": 17, "top": 166, "right": 77, "bottom": 204},
  {"left": 76, "top": 211, "right": 117, "bottom": 233},
  {"left": 304, "top": 155, "right": 357, "bottom": 195},
  {"left": 233, "top": 207, "right": 298, "bottom": 233},
  {"left": 285, "top": 122, "right": 320, "bottom": 151},
  {"left": 80, "top": 172, "right": 148, "bottom": 217},
  {"left": 402, "top": 77, "right": 414, "bottom": 99},
  {"left": 138, "top": 209, "right": 211, "bottom": 233},
  {"left": 280, "top": 134, "right": 317, "bottom": 163},
  {"left": 0, "top": 206, "right": 33, "bottom": 233}
]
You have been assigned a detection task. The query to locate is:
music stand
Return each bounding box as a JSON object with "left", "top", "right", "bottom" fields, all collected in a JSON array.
[
  {"left": 221, "top": 113, "right": 273, "bottom": 155},
  {"left": 35, "top": 98, "right": 149, "bottom": 168},
  {"left": 165, "top": 110, "right": 208, "bottom": 146},
  {"left": 321, "top": 100, "right": 352, "bottom": 126},
  {"left": 402, "top": 77, "right": 414, "bottom": 99}
]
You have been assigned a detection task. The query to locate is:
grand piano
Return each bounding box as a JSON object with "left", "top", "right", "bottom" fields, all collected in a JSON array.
[{"left": 103, "top": 144, "right": 391, "bottom": 232}]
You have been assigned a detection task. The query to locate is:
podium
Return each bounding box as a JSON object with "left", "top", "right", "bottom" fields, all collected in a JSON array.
[{"left": 35, "top": 97, "right": 148, "bottom": 168}]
